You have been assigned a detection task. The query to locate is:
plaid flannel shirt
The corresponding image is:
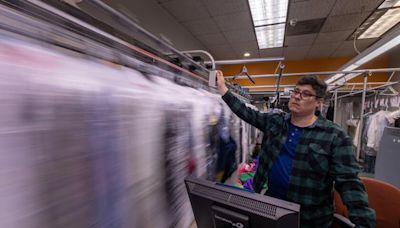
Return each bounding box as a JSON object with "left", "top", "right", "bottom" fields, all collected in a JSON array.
[{"left": 222, "top": 91, "right": 376, "bottom": 228}]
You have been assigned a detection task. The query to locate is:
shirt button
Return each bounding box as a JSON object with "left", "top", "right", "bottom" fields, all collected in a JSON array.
[
  {"left": 289, "top": 139, "right": 292, "bottom": 142},
  {"left": 291, "top": 133, "right": 295, "bottom": 136}
]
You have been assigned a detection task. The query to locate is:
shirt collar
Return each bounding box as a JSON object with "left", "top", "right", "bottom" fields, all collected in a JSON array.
[{"left": 285, "top": 111, "right": 323, "bottom": 129}]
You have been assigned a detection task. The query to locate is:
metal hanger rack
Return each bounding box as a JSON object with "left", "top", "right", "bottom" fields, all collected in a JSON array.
[{"left": 0, "top": 0, "right": 252, "bottom": 100}]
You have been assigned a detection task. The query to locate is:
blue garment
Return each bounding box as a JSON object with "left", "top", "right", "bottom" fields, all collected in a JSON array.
[{"left": 268, "top": 122, "right": 304, "bottom": 200}]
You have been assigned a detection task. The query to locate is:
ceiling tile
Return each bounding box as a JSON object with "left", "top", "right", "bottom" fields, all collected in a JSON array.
[
  {"left": 285, "top": 34, "right": 317, "bottom": 47},
  {"left": 288, "top": 0, "right": 336, "bottom": 21},
  {"left": 209, "top": 44, "right": 237, "bottom": 60},
  {"left": 183, "top": 19, "right": 220, "bottom": 36},
  {"left": 314, "top": 30, "right": 353, "bottom": 44},
  {"left": 231, "top": 41, "right": 259, "bottom": 55},
  {"left": 306, "top": 42, "right": 341, "bottom": 59},
  {"left": 203, "top": 0, "right": 249, "bottom": 16},
  {"left": 161, "top": 0, "right": 209, "bottom": 22},
  {"left": 320, "top": 12, "right": 371, "bottom": 33},
  {"left": 330, "top": 0, "right": 382, "bottom": 16},
  {"left": 196, "top": 33, "right": 228, "bottom": 47},
  {"left": 286, "top": 18, "right": 326, "bottom": 36},
  {"left": 284, "top": 46, "right": 310, "bottom": 60},
  {"left": 214, "top": 12, "right": 253, "bottom": 32},
  {"left": 259, "top": 47, "right": 284, "bottom": 58},
  {"left": 233, "top": 49, "right": 260, "bottom": 58},
  {"left": 223, "top": 29, "right": 257, "bottom": 44},
  {"left": 331, "top": 39, "right": 378, "bottom": 57}
]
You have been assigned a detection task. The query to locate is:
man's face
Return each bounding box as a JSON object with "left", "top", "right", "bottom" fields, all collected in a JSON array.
[{"left": 288, "top": 84, "right": 323, "bottom": 116}]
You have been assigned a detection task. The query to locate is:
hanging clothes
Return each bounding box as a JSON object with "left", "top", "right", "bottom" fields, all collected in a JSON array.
[{"left": 367, "top": 111, "right": 397, "bottom": 151}]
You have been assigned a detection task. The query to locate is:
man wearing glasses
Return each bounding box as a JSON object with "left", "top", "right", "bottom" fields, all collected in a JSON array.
[{"left": 216, "top": 72, "right": 375, "bottom": 228}]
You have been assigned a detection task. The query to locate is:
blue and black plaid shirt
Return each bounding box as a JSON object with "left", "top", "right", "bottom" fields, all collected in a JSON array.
[{"left": 222, "top": 90, "right": 376, "bottom": 227}]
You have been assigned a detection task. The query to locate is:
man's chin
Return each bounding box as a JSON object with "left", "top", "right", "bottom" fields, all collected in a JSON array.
[{"left": 288, "top": 106, "right": 300, "bottom": 113}]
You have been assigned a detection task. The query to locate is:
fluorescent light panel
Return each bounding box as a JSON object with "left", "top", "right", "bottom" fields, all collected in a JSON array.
[
  {"left": 248, "top": 0, "right": 289, "bottom": 49},
  {"left": 379, "top": 0, "right": 400, "bottom": 9},
  {"left": 255, "top": 24, "right": 285, "bottom": 48},
  {"left": 356, "top": 33, "right": 400, "bottom": 65},
  {"left": 326, "top": 64, "right": 359, "bottom": 84},
  {"left": 327, "top": 0, "right": 400, "bottom": 86},
  {"left": 359, "top": 8, "right": 400, "bottom": 39},
  {"left": 248, "top": 0, "right": 288, "bottom": 26},
  {"left": 327, "top": 31, "right": 400, "bottom": 85}
]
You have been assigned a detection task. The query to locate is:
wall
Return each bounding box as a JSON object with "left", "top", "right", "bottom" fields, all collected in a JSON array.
[
  {"left": 221, "top": 57, "right": 352, "bottom": 91},
  {"left": 346, "top": 55, "right": 390, "bottom": 86},
  {"left": 221, "top": 56, "right": 390, "bottom": 91}
]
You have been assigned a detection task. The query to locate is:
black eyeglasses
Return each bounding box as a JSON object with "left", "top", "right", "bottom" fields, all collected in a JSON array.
[{"left": 289, "top": 89, "right": 320, "bottom": 99}]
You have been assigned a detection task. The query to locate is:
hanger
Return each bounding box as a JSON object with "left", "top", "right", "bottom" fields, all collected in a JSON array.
[
  {"left": 232, "top": 65, "right": 255, "bottom": 84},
  {"left": 380, "top": 86, "right": 399, "bottom": 96}
]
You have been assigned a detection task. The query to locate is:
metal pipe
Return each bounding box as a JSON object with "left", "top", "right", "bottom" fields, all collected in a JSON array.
[
  {"left": 204, "top": 57, "right": 284, "bottom": 65},
  {"left": 334, "top": 90, "right": 338, "bottom": 124},
  {"left": 243, "top": 84, "right": 296, "bottom": 88},
  {"left": 85, "top": 0, "right": 210, "bottom": 74},
  {"left": 224, "top": 67, "right": 400, "bottom": 79},
  {"left": 243, "top": 82, "right": 387, "bottom": 89},
  {"left": 181, "top": 50, "right": 216, "bottom": 70},
  {"left": 336, "top": 81, "right": 400, "bottom": 99},
  {"left": 275, "top": 64, "right": 285, "bottom": 107},
  {"left": 23, "top": 0, "right": 211, "bottom": 84},
  {"left": 356, "top": 73, "right": 369, "bottom": 162},
  {"left": 387, "top": 71, "right": 396, "bottom": 82},
  {"left": 250, "top": 92, "right": 278, "bottom": 95}
]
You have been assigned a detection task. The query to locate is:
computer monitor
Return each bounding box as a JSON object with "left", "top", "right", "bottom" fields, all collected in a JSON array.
[{"left": 185, "top": 176, "right": 300, "bottom": 228}]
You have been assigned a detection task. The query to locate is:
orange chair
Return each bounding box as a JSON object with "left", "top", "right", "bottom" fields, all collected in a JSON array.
[{"left": 334, "top": 177, "right": 400, "bottom": 228}]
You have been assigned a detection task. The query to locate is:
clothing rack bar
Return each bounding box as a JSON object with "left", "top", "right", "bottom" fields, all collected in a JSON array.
[
  {"left": 180, "top": 50, "right": 216, "bottom": 70},
  {"left": 8, "top": 0, "right": 206, "bottom": 83},
  {"left": 274, "top": 64, "right": 285, "bottom": 107},
  {"left": 355, "top": 73, "right": 369, "bottom": 161},
  {"left": 224, "top": 68, "right": 400, "bottom": 79},
  {"left": 336, "top": 81, "right": 400, "bottom": 99},
  {"left": 333, "top": 90, "right": 338, "bottom": 123},
  {"left": 243, "top": 82, "right": 389, "bottom": 89},
  {"left": 84, "top": 0, "right": 210, "bottom": 74},
  {"left": 204, "top": 57, "right": 284, "bottom": 65}
]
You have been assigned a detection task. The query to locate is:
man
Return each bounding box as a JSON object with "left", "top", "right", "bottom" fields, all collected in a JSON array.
[{"left": 216, "top": 71, "right": 375, "bottom": 227}]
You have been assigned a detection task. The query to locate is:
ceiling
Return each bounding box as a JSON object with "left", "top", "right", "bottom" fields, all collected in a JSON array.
[{"left": 86, "top": 0, "right": 386, "bottom": 61}]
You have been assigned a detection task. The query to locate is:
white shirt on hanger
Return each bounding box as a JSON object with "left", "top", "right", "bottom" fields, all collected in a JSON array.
[{"left": 367, "top": 111, "right": 396, "bottom": 151}]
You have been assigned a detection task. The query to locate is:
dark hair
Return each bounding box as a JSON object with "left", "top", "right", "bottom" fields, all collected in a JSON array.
[{"left": 296, "top": 76, "right": 327, "bottom": 98}]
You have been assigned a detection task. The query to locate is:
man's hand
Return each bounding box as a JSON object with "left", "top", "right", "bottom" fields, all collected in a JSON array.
[{"left": 216, "top": 70, "right": 228, "bottom": 95}]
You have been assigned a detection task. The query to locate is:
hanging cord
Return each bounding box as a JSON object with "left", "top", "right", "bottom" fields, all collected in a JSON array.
[{"left": 353, "top": 6, "right": 366, "bottom": 55}]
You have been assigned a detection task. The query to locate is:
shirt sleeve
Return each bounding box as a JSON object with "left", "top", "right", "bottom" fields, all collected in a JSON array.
[
  {"left": 331, "top": 130, "right": 376, "bottom": 227},
  {"left": 221, "top": 90, "right": 268, "bottom": 131}
]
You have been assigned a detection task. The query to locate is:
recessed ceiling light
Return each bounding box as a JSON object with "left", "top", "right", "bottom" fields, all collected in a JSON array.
[{"left": 244, "top": 52, "right": 251, "bottom": 57}]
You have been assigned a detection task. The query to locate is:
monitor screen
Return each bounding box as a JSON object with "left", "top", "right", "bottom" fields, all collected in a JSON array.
[{"left": 185, "top": 176, "right": 300, "bottom": 228}]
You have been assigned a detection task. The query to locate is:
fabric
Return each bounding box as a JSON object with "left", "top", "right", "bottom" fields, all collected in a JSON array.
[
  {"left": 216, "top": 136, "right": 237, "bottom": 183},
  {"left": 222, "top": 90, "right": 375, "bottom": 228},
  {"left": 267, "top": 122, "right": 304, "bottom": 200},
  {"left": 0, "top": 30, "right": 255, "bottom": 228},
  {"left": 367, "top": 111, "right": 395, "bottom": 151},
  {"left": 326, "top": 105, "right": 334, "bottom": 121},
  {"left": 353, "top": 119, "right": 362, "bottom": 147}
]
